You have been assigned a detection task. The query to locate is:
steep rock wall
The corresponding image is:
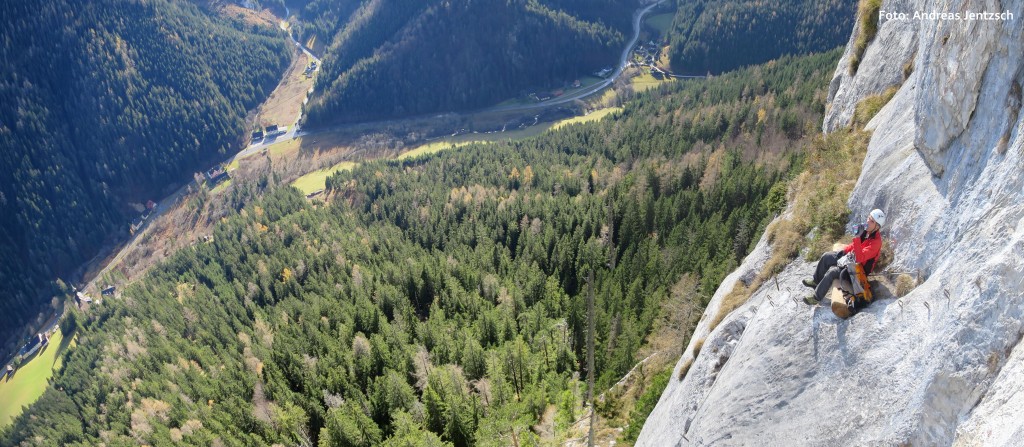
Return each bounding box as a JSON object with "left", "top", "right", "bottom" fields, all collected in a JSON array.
[
  {"left": 824, "top": 0, "right": 923, "bottom": 133},
  {"left": 639, "top": 1, "right": 1024, "bottom": 445}
]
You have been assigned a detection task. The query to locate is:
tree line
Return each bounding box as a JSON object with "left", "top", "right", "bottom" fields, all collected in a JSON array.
[{"left": 667, "top": 0, "right": 855, "bottom": 75}]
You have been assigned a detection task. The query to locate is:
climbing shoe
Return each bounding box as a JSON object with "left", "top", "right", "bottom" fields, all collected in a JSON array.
[
  {"left": 803, "top": 295, "right": 820, "bottom": 305},
  {"left": 802, "top": 278, "right": 817, "bottom": 288}
]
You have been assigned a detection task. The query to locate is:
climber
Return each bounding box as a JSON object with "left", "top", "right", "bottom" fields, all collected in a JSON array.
[{"left": 802, "top": 209, "right": 885, "bottom": 307}]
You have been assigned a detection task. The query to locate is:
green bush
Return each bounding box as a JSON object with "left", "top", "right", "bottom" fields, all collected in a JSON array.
[
  {"left": 59, "top": 310, "right": 79, "bottom": 337},
  {"left": 622, "top": 366, "right": 672, "bottom": 442}
]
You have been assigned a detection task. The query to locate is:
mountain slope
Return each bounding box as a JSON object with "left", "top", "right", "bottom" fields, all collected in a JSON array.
[
  {"left": 0, "top": 0, "right": 290, "bottom": 345},
  {"left": 639, "top": 0, "right": 1024, "bottom": 444},
  {"left": 301, "top": 0, "right": 631, "bottom": 125},
  {"left": 0, "top": 51, "right": 842, "bottom": 445},
  {"left": 667, "top": 0, "right": 856, "bottom": 75}
]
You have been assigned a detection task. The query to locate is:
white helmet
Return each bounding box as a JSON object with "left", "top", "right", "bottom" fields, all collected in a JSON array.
[{"left": 870, "top": 209, "right": 886, "bottom": 227}]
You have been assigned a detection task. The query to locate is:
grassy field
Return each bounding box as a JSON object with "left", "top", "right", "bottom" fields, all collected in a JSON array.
[
  {"left": 397, "top": 125, "right": 565, "bottom": 161},
  {"left": 255, "top": 43, "right": 313, "bottom": 130},
  {"left": 398, "top": 130, "right": 544, "bottom": 161},
  {"left": 398, "top": 140, "right": 481, "bottom": 160},
  {"left": 586, "top": 68, "right": 674, "bottom": 107},
  {"left": 229, "top": 136, "right": 304, "bottom": 171},
  {"left": 645, "top": 13, "right": 674, "bottom": 35},
  {"left": 291, "top": 161, "right": 357, "bottom": 195},
  {"left": 595, "top": 88, "right": 619, "bottom": 107},
  {"left": 0, "top": 328, "right": 75, "bottom": 429},
  {"left": 657, "top": 44, "right": 673, "bottom": 68},
  {"left": 550, "top": 107, "right": 623, "bottom": 131},
  {"left": 576, "top": 76, "right": 604, "bottom": 89},
  {"left": 266, "top": 137, "right": 303, "bottom": 159},
  {"left": 397, "top": 107, "right": 623, "bottom": 160},
  {"left": 631, "top": 70, "right": 672, "bottom": 92},
  {"left": 210, "top": 178, "right": 232, "bottom": 195},
  {"left": 495, "top": 97, "right": 534, "bottom": 108}
]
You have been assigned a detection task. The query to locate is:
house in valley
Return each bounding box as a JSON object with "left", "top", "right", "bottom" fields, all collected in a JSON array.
[
  {"left": 205, "top": 165, "right": 229, "bottom": 184},
  {"left": 18, "top": 333, "right": 48, "bottom": 361}
]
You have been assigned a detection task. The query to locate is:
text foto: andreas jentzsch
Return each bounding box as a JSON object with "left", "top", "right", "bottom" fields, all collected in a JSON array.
[{"left": 880, "top": 10, "right": 1015, "bottom": 21}]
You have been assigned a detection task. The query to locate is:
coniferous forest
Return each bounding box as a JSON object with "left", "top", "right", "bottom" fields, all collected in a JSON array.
[
  {"left": 0, "top": 0, "right": 290, "bottom": 345},
  {"left": 1, "top": 50, "right": 841, "bottom": 446},
  {"left": 301, "top": 0, "right": 632, "bottom": 125},
  {"left": 297, "top": 0, "right": 857, "bottom": 123},
  {"left": 667, "top": 0, "right": 855, "bottom": 75}
]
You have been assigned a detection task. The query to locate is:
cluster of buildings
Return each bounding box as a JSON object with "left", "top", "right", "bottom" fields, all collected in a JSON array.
[
  {"left": 130, "top": 200, "right": 158, "bottom": 235},
  {"left": 522, "top": 41, "right": 671, "bottom": 105},
  {"left": 527, "top": 78, "right": 587, "bottom": 103},
  {"left": 3, "top": 332, "right": 50, "bottom": 379},
  {"left": 188, "top": 163, "right": 230, "bottom": 196},
  {"left": 75, "top": 291, "right": 93, "bottom": 307},
  {"left": 250, "top": 123, "right": 288, "bottom": 144},
  {"left": 627, "top": 40, "right": 671, "bottom": 77},
  {"left": 205, "top": 165, "right": 230, "bottom": 185},
  {"left": 2, "top": 285, "right": 114, "bottom": 380},
  {"left": 74, "top": 287, "right": 111, "bottom": 309},
  {"left": 303, "top": 60, "right": 318, "bottom": 78}
]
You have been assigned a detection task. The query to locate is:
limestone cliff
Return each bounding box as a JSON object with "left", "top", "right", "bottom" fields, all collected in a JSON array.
[{"left": 638, "top": 1, "right": 1024, "bottom": 445}]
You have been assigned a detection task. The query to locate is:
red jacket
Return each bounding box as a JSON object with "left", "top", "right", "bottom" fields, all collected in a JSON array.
[{"left": 843, "top": 230, "right": 882, "bottom": 274}]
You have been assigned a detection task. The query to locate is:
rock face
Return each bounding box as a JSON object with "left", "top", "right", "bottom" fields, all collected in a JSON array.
[
  {"left": 823, "top": 0, "right": 922, "bottom": 133},
  {"left": 639, "top": 1, "right": 1024, "bottom": 445}
]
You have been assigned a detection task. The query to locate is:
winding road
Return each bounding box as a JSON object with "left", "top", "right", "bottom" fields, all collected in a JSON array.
[
  {"left": 491, "top": 0, "right": 669, "bottom": 112},
  {"left": 265, "top": 0, "right": 674, "bottom": 148},
  {"left": 282, "top": 6, "right": 320, "bottom": 64}
]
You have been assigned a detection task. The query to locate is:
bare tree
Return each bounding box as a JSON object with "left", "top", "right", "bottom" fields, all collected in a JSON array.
[{"left": 587, "top": 269, "right": 596, "bottom": 447}]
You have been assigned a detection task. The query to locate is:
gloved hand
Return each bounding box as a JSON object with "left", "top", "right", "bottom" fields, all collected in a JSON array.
[{"left": 834, "top": 250, "right": 846, "bottom": 259}]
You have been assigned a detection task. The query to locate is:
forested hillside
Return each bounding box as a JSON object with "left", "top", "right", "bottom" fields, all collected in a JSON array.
[
  {"left": 301, "top": 0, "right": 631, "bottom": 125},
  {"left": 667, "top": 0, "right": 855, "bottom": 75},
  {"left": 1, "top": 50, "right": 840, "bottom": 446},
  {"left": 0, "top": 0, "right": 289, "bottom": 343}
]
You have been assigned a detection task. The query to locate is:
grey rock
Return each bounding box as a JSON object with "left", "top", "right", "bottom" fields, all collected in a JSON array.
[
  {"left": 824, "top": 0, "right": 922, "bottom": 134},
  {"left": 638, "top": 1, "right": 1024, "bottom": 445}
]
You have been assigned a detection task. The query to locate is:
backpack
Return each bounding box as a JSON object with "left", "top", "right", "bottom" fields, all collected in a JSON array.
[{"left": 844, "top": 262, "right": 873, "bottom": 309}]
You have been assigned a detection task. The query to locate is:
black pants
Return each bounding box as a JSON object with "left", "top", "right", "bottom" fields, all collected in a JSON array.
[{"left": 813, "top": 251, "right": 852, "bottom": 302}]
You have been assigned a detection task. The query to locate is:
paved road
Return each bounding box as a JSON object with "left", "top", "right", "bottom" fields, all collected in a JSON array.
[
  {"left": 86, "top": 186, "right": 189, "bottom": 295},
  {"left": 282, "top": 6, "right": 321, "bottom": 64},
  {"left": 93, "top": 4, "right": 327, "bottom": 281},
  {"left": 233, "top": 5, "right": 318, "bottom": 160},
  {"left": 490, "top": 0, "right": 669, "bottom": 112},
  {"left": 284, "top": 0, "right": 672, "bottom": 147},
  {"left": 3, "top": 2, "right": 320, "bottom": 367}
]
